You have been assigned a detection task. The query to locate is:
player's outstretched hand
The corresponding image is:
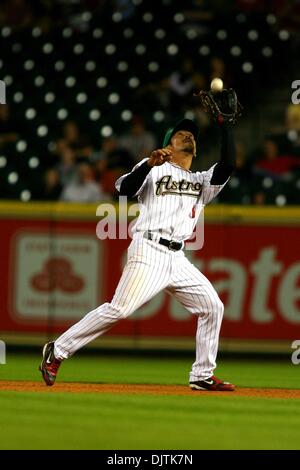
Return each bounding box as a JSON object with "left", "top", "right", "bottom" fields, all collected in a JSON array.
[{"left": 147, "top": 148, "right": 173, "bottom": 167}]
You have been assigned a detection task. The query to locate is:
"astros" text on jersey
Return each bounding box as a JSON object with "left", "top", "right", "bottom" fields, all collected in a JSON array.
[{"left": 155, "top": 175, "right": 202, "bottom": 196}]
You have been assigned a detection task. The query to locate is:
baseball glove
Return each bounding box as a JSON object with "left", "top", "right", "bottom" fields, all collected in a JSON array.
[{"left": 194, "top": 88, "right": 242, "bottom": 125}]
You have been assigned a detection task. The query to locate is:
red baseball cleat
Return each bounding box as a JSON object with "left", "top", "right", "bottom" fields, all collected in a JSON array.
[
  {"left": 190, "top": 375, "right": 235, "bottom": 391},
  {"left": 39, "top": 342, "right": 61, "bottom": 386}
]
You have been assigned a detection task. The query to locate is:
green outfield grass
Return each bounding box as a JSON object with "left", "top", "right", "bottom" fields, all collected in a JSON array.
[{"left": 0, "top": 353, "right": 300, "bottom": 450}]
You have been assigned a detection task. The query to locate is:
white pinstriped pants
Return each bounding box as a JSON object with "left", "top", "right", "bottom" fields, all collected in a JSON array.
[{"left": 54, "top": 239, "right": 224, "bottom": 381}]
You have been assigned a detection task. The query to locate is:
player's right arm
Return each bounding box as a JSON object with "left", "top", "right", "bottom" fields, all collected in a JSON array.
[{"left": 116, "top": 148, "right": 172, "bottom": 198}]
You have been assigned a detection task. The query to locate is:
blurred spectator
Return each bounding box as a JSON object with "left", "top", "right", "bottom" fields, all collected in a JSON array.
[
  {"left": 60, "top": 162, "right": 108, "bottom": 202},
  {"left": 93, "top": 136, "right": 134, "bottom": 171},
  {"left": 253, "top": 191, "right": 266, "bottom": 205},
  {"left": 286, "top": 104, "right": 300, "bottom": 131},
  {"left": 169, "top": 59, "right": 195, "bottom": 111},
  {"left": 38, "top": 168, "right": 63, "bottom": 201},
  {"left": 54, "top": 120, "right": 95, "bottom": 186},
  {"left": 271, "top": 104, "right": 300, "bottom": 156},
  {"left": 93, "top": 136, "right": 134, "bottom": 198},
  {"left": 0, "top": 104, "right": 19, "bottom": 147},
  {"left": 158, "top": 63, "right": 208, "bottom": 114},
  {"left": 55, "top": 142, "right": 77, "bottom": 186},
  {"left": 58, "top": 120, "right": 93, "bottom": 159},
  {"left": 254, "top": 138, "right": 300, "bottom": 179},
  {"left": 119, "top": 117, "right": 157, "bottom": 162},
  {"left": 137, "top": 78, "right": 171, "bottom": 111},
  {"left": 285, "top": 105, "right": 300, "bottom": 155}
]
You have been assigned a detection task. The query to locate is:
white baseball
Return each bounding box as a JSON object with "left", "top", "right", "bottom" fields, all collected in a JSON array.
[{"left": 210, "top": 78, "right": 223, "bottom": 93}]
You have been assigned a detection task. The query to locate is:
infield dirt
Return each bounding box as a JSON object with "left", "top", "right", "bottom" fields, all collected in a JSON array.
[{"left": 1, "top": 381, "right": 300, "bottom": 399}]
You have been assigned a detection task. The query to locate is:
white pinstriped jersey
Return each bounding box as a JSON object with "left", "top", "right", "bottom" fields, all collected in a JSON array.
[
  {"left": 115, "top": 158, "right": 230, "bottom": 242},
  {"left": 55, "top": 160, "right": 227, "bottom": 380}
]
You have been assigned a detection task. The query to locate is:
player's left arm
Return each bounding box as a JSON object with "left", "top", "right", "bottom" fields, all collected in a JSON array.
[{"left": 210, "top": 123, "right": 236, "bottom": 185}]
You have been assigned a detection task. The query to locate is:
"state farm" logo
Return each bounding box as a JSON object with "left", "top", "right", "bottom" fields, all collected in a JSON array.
[{"left": 31, "top": 257, "right": 85, "bottom": 293}]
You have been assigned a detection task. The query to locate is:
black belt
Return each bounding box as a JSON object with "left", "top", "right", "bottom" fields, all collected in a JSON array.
[{"left": 144, "top": 231, "right": 183, "bottom": 251}]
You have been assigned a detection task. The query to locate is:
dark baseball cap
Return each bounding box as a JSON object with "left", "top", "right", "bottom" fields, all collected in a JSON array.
[{"left": 162, "top": 118, "right": 199, "bottom": 147}]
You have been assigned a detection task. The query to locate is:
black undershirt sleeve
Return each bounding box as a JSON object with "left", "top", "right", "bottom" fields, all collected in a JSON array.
[
  {"left": 119, "top": 160, "right": 151, "bottom": 197},
  {"left": 210, "top": 123, "right": 236, "bottom": 185}
]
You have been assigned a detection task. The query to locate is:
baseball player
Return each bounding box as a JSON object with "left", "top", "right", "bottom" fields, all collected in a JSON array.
[{"left": 40, "top": 90, "right": 240, "bottom": 391}]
